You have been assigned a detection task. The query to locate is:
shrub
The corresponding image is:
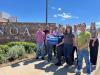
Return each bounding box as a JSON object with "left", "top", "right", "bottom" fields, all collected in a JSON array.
[
  {"left": 0, "top": 45, "right": 9, "bottom": 54},
  {"left": 7, "top": 42, "right": 36, "bottom": 54},
  {"left": 20, "top": 42, "right": 36, "bottom": 53},
  {"left": 7, "top": 45, "right": 26, "bottom": 61},
  {"left": 0, "top": 42, "right": 36, "bottom": 64},
  {"left": 0, "top": 45, "right": 9, "bottom": 64},
  {"left": 17, "top": 45, "right": 26, "bottom": 57},
  {"left": 7, "top": 42, "right": 21, "bottom": 47},
  {"left": 0, "top": 54, "right": 7, "bottom": 64}
]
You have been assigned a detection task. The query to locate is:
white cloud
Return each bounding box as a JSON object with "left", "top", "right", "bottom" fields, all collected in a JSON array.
[
  {"left": 53, "top": 12, "right": 79, "bottom": 21},
  {"left": 57, "top": 13, "right": 72, "bottom": 19},
  {"left": 58, "top": 8, "right": 62, "bottom": 11}
]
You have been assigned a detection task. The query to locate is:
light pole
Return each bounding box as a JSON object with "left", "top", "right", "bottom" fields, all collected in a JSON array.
[
  {"left": 44, "top": 0, "right": 48, "bottom": 54},
  {"left": 46, "top": 0, "right": 48, "bottom": 26}
]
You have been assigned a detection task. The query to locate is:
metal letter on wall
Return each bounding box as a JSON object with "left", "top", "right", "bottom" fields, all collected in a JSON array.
[
  {"left": 10, "top": 25, "right": 19, "bottom": 35},
  {"left": 23, "top": 27, "right": 31, "bottom": 36}
]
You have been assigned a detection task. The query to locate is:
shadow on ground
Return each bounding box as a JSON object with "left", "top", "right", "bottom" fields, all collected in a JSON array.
[
  {"left": 10, "top": 58, "right": 36, "bottom": 68},
  {"left": 11, "top": 63, "right": 20, "bottom": 68},
  {"left": 23, "top": 58, "right": 35, "bottom": 65},
  {"left": 34, "top": 58, "right": 77, "bottom": 75}
]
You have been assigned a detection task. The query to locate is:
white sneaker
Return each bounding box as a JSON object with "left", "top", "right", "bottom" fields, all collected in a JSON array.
[
  {"left": 68, "top": 65, "right": 75, "bottom": 69},
  {"left": 39, "top": 56, "right": 42, "bottom": 59},
  {"left": 45, "top": 60, "right": 51, "bottom": 64},
  {"left": 45, "top": 61, "right": 49, "bottom": 64},
  {"left": 92, "top": 65, "right": 96, "bottom": 67},
  {"left": 75, "top": 69, "right": 81, "bottom": 73},
  {"left": 87, "top": 73, "right": 91, "bottom": 75}
]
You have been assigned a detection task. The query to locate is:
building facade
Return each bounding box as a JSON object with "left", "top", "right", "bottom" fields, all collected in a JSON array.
[{"left": 0, "top": 12, "right": 17, "bottom": 22}]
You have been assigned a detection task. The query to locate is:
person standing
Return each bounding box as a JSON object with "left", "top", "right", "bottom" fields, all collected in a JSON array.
[
  {"left": 52, "top": 25, "right": 64, "bottom": 57},
  {"left": 52, "top": 27, "right": 58, "bottom": 57},
  {"left": 75, "top": 23, "right": 91, "bottom": 75},
  {"left": 35, "top": 26, "right": 45, "bottom": 60},
  {"left": 55, "top": 27, "right": 65, "bottom": 66},
  {"left": 58, "top": 25, "right": 75, "bottom": 65},
  {"left": 45, "top": 27, "right": 58, "bottom": 63},
  {"left": 89, "top": 22, "right": 99, "bottom": 68}
]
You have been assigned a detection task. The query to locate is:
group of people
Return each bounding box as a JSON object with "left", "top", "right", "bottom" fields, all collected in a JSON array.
[{"left": 35, "top": 22, "right": 99, "bottom": 75}]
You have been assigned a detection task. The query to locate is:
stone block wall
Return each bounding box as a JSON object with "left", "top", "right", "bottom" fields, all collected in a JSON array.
[{"left": 0, "top": 22, "right": 56, "bottom": 44}]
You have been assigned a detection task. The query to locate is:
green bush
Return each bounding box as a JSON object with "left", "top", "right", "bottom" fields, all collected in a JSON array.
[
  {"left": 7, "top": 45, "right": 26, "bottom": 61},
  {"left": 7, "top": 42, "right": 21, "bottom": 47},
  {"left": 0, "top": 42, "right": 36, "bottom": 64},
  {"left": 20, "top": 42, "right": 36, "bottom": 53},
  {"left": 0, "top": 45, "right": 9, "bottom": 64},
  {"left": 0, "top": 54, "right": 7, "bottom": 64},
  {"left": 0, "top": 45, "right": 9, "bottom": 54},
  {"left": 7, "top": 42, "right": 36, "bottom": 54},
  {"left": 17, "top": 45, "right": 26, "bottom": 57}
]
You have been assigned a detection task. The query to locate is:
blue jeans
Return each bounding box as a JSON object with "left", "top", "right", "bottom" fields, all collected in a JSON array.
[
  {"left": 64, "top": 44, "right": 73, "bottom": 65},
  {"left": 36, "top": 43, "right": 44, "bottom": 58},
  {"left": 77, "top": 48, "right": 91, "bottom": 74}
]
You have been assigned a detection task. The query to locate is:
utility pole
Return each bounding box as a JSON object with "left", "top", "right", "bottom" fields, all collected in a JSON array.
[{"left": 46, "top": 0, "right": 48, "bottom": 26}]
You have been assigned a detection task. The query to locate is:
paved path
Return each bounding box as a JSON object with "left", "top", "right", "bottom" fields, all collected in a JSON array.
[{"left": 0, "top": 42, "right": 100, "bottom": 75}]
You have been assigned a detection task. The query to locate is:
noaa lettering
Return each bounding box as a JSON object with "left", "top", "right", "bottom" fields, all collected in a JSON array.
[
  {"left": 10, "top": 26, "right": 19, "bottom": 35},
  {"left": 0, "top": 22, "right": 55, "bottom": 44}
]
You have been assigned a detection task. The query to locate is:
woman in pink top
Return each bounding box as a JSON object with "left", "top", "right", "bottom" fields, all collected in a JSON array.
[{"left": 35, "top": 26, "right": 45, "bottom": 60}]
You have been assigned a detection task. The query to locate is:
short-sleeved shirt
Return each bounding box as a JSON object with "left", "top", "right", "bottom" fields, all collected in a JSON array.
[
  {"left": 35, "top": 31, "right": 45, "bottom": 43},
  {"left": 77, "top": 31, "right": 91, "bottom": 50},
  {"left": 58, "top": 34, "right": 64, "bottom": 43},
  {"left": 58, "top": 34, "right": 64, "bottom": 46},
  {"left": 64, "top": 33, "right": 75, "bottom": 45}
]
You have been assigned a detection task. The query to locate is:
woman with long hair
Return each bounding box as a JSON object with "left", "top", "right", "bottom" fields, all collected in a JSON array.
[
  {"left": 57, "top": 25, "right": 75, "bottom": 65},
  {"left": 89, "top": 22, "right": 99, "bottom": 68}
]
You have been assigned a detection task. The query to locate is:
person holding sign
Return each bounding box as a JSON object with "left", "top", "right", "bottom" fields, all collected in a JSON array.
[
  {"left": 55, "top": 27, "right": 65, "bottom": 66},
  {"left": 45, "top": 28, "right": 59, "bottom": 63}
]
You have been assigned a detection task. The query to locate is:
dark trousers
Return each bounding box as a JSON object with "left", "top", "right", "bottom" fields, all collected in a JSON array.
[
  {"left": 72, "top": 46, "right": 77, "bottom": 63},
  {"left": 89, "top": 39, "right": 99, "bottom": 65},
  {"left": 64, "top": 44, "right": 73, "bottom": 65},
  {"left": 56, "top": 44, "right": 64, "bottom": 64},
  {"left": 46, "top": 43, "right": 53, "bottom": 61},
  {"left": 53, "top": 45, "right": 57, "bottom": 56}
]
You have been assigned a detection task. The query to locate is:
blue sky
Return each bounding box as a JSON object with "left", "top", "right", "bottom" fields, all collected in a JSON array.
[{"left": 0, "top": 0, "right": 100, "bottom": 26}]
